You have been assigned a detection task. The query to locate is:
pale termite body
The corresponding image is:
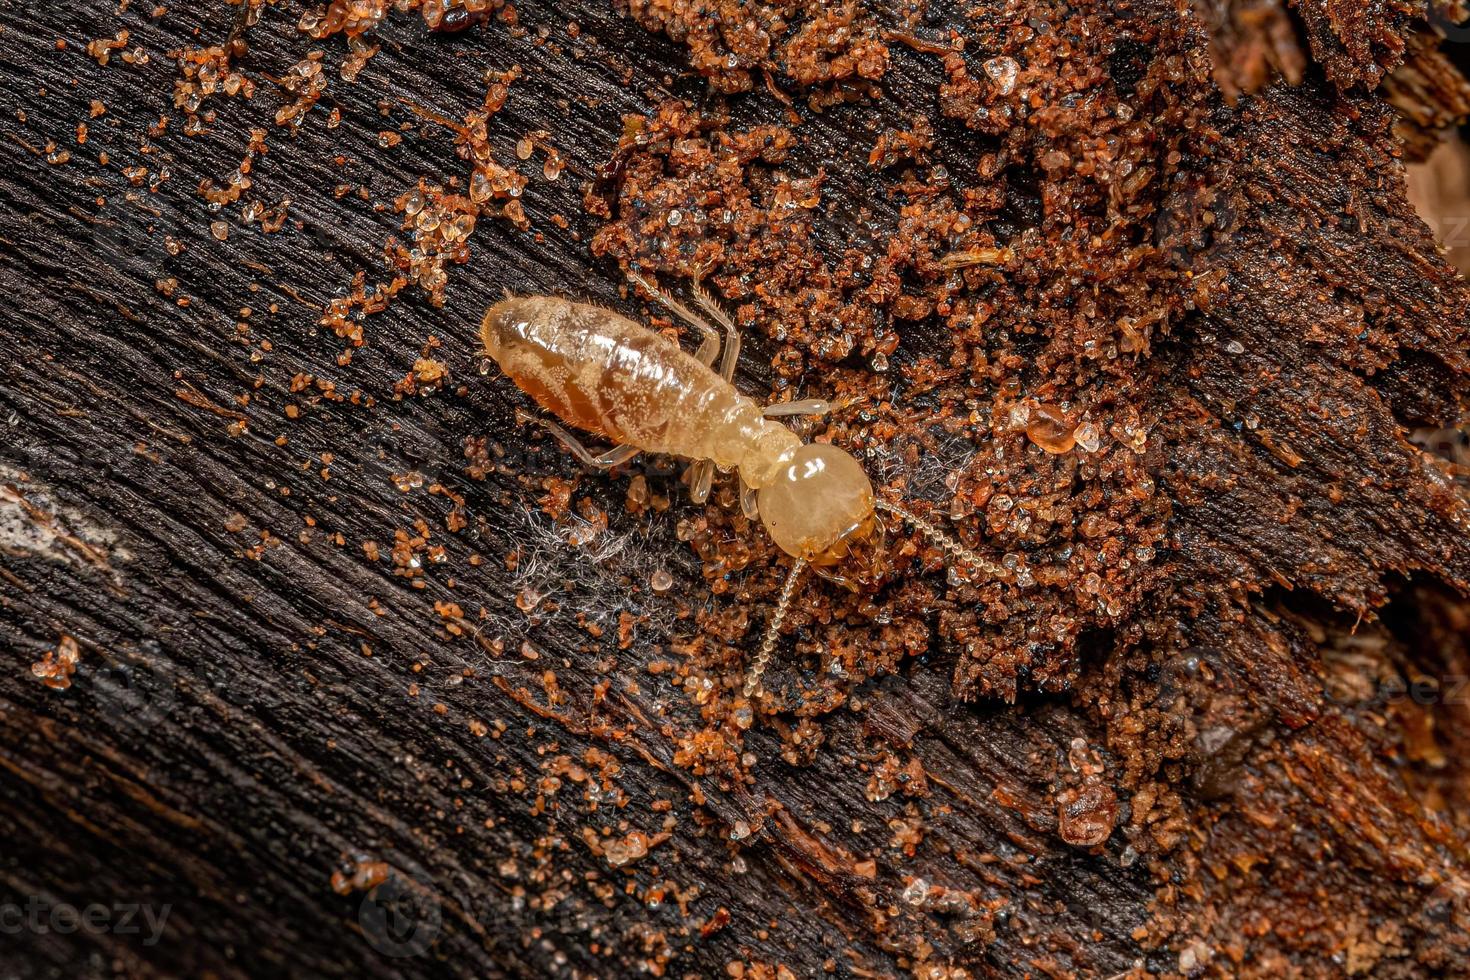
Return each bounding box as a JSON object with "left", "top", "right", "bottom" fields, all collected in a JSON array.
[
  {"left": 482, "top": 295, "right": 803, "bottom": 488},
  {"left": 481, "top": 273, "right": 1001, "bottom": 696}
]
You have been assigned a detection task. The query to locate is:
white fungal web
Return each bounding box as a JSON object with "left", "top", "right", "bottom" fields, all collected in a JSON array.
[{"left": 485, "top": 502, "right": 690, "bottom": 659}]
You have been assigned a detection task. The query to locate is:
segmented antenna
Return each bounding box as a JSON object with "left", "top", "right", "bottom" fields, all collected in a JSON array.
[
  {"left": 873, "top": 498, "right": 1009, "bottom": 581},
  {"left": 745, "top": 558, "right": 808, "bottom": 698},
  {"left": 745, "top": 502, "right": 1007, "bottom": 700}
]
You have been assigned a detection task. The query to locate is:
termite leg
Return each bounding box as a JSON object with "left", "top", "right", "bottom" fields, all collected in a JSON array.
[
  {"left": 745, "top": 558, "right": 808, "bottom": 698},
  {"left": 690, "top": 279, "right": 741, "bottom": 383},
  {"left": 627, "top": 269, "right": 721, "bottom": 367},
  {"left": 688, "top": 459, "right": 715, "bottom": 504},
  {"left": 519, "top": 410, "right": 640, "bottom": 471},
  {"left": 762, "top": 398, "right": 831, "bottom": 418},
  {"left": 628, "top": 271, "right": 726, "bottom": 503},
  {"left": 738, "top": 473, "right": 759, "bottom": 520},
  {"left": 591, "top": 444, "right": 643, "bottom": 470}
]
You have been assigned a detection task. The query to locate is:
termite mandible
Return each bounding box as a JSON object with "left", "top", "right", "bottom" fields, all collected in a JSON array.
[{"left": 481, "top": 271, "right": 1005, "bottom": 697}]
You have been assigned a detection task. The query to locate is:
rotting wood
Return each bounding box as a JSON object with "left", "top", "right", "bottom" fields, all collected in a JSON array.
[{"left": 1, "top": 2, "right": 1468, "bottom": 977}]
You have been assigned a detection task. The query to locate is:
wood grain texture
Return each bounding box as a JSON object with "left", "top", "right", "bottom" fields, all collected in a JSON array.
[{"left": 0, "top": 1, "right": 1468, "bottom": 978}]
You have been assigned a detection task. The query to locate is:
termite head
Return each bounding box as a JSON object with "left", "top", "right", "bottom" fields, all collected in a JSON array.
[
  {"left": 758, "top": 444, "right": 887, "bottom": 589},
  {"left": 748, "top": 447, "right": 1006, "bottom": 699}
]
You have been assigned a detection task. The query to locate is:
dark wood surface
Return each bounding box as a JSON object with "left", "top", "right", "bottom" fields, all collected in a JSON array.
[{"left": 1, "top": 2, "right": 1468, "bottom": 977}]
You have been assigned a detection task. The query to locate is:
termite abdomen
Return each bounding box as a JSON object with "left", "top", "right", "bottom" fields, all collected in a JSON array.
[{"left": 482, "top": 295, "right": 799, "bottom": 482}]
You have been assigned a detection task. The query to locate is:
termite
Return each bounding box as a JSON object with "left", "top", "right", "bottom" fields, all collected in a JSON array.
[{"left": 481, "top": 271, "right": 1005, "bottom": 697}]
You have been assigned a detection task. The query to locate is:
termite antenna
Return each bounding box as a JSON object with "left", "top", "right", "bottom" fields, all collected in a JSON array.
[
  {"left": 873, "top": 498, "right": 1009, "bottom": 581},
  {"left": 745, "top": 558, "right": 808, "bottom": 698}
]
